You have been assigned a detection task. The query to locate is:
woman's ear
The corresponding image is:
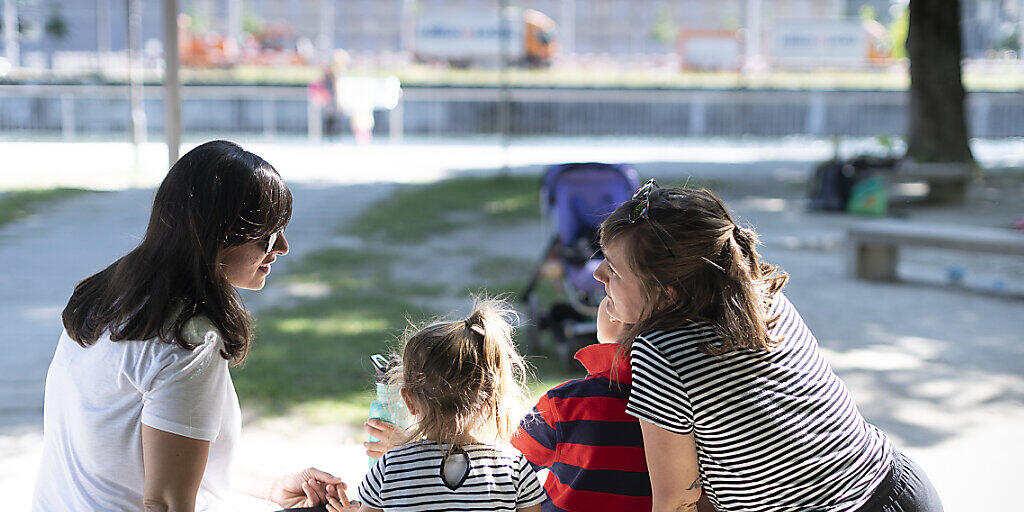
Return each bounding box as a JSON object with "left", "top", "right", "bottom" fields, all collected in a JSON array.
[{"left": 400, "top": 388, "right": 419, "bottom": 416}]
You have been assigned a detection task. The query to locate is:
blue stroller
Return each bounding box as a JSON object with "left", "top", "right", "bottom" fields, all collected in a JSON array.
[{"left": 521, "top": 163, "right": 640, "bottom": 362}]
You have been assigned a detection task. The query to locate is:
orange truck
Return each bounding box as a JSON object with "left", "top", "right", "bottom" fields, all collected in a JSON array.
[{"left": 413, "top": 7, "right": 558, "bottom": 67}]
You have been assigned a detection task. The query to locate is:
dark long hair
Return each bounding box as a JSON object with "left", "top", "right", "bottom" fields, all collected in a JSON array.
[
  {"left": 600, "top": 187, "right": 788, "bottom": 355},
  {"left": 62, "top": 140, "right": 292, "bottom": 364}
]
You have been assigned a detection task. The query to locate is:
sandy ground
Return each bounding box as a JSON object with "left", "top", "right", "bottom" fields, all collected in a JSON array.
[{"left": 2, "top": 138, "right": 1023, "bottom": 511}]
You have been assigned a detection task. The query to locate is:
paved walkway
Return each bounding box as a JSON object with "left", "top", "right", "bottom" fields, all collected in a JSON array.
[{"left": 3, "top": 139, "right": 1023, "bottom": 510}]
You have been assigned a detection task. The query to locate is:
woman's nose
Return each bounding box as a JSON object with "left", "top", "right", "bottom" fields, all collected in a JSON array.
[
  {"left": 593, "top": 261, "right": 608, "bottom": 284},
  {"left": 275, "top": 233, "right": 290, "bottom": 256}
]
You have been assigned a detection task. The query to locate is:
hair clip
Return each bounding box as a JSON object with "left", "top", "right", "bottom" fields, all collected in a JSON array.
[{"left": 701, "top": 256, "right": 727, "bottom": 274}]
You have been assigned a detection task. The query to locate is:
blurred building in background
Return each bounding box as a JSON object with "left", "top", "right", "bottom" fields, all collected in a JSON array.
[{"left": 1, "top": 0, "right": 1022, "bottom": 72}]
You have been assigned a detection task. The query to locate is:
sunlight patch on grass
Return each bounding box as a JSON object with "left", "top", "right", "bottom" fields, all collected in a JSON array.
[
  {"left": 274, "top": 314, "right": 389, "bottom": 337},
  {"left": 347, "top": 176, "right": 540, "bottom": 243}
]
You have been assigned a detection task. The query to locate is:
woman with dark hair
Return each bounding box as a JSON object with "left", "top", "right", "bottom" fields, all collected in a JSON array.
[
  {"left": 33, "top": 140, "right": 344, "bottom": 511},
  {"left": 593, "top": 181, "right": 943, "bottom": 512}
]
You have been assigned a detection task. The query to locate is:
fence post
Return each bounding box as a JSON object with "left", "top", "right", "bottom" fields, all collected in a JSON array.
[
  {"left": 263, "top": 99, "right": 277, "bottom": 139},
  {"left": 969, "top": 93, "right": 990, "bottom": 138},
  {"left": 688, "top": 97, "right": 707, "bottom": 136},
  {"left": 389, "top": 99, "right": 404, "bottom": 143},
  {"left": 60, "top": 94, "right": 76, "bottom": 141},
  {"left": 307, "top": 96, "right": 322, "bottom": 143},
  {"left": 806, "top": 91, "right": 826, "bottom": 136}
]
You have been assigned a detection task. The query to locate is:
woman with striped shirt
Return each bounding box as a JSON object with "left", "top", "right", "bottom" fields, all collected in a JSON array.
[{"left": 592, "top": 182, "right": 943, "bottom": 512}]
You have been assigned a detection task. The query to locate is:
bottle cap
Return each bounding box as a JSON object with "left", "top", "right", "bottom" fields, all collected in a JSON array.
[{"left": 371, "top": 354, "right": 399, "bottom": 383}]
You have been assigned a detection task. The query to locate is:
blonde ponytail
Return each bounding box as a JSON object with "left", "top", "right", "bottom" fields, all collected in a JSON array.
[{"left": 397, "top": 297, "right": 530, "bottom": 447}]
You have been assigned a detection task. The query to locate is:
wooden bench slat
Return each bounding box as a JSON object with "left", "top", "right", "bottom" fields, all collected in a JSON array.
[{"left": 848, "top": 220, "right": 1024, "bottom": 256}]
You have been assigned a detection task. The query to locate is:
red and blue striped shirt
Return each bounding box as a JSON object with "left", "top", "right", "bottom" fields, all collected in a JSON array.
[{"left": 511, "top": 343, "right": 652, "bottom": 512}]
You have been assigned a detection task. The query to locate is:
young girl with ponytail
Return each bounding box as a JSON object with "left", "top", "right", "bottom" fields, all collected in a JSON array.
[
  {"left": 595, "top": 181, "right": 943, "bottom": 512},
  {"left": 325, "top": 299, "right": 546, "bottom": 512}
]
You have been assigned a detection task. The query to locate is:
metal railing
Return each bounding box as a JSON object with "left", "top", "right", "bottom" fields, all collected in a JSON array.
[{"left": 1, "top": 84, "right": 1022, "bottom": 140}]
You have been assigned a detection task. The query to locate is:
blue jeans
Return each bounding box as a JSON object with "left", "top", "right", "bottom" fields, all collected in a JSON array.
[{"left": 853, "top": 451, "right": 944, "bottom": 512}]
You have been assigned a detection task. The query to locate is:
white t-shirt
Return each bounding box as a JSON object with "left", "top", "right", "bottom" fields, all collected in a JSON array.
[{"left": 32, "top": 317, "right": 241, "bottom": 512}]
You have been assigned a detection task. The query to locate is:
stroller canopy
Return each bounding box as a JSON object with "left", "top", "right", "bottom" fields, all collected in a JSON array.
[
  {"left": 543, "top": 162, "right": 640, "bottom": 252},
  {"left": 543, "top": 163, "right": 640, "bottom": 295}
]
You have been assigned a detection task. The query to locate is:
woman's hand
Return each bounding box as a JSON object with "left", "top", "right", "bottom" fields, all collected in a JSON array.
[
  {"left": 267, "top": 467, "right": 347, "bottom": 508},
  {"left": 363, "top": 419, "right": 404, "bottom": 458},
  {"left": 597, "top": 296, "right": 627, "bottom": 343}
]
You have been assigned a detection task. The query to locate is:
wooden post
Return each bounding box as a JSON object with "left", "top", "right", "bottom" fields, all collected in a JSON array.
[
  {"left": 163, "top": 0, "right": 181, "bottom": 165},
  {"left": 853, "top": 242, "right": 899, "bottom": 281}
]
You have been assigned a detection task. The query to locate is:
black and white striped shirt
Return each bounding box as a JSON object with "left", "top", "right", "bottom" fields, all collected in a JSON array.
[
  {"left": 357, "top": 440, "right": 547, "bottom": 511},
  {"left": 626, "top": 293, "right": 893, "bottom": 512}
]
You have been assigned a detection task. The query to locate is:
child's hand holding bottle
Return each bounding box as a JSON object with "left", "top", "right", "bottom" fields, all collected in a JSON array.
[
  {"left": 597, "top": 296, "right": 627, "bottom": 344},
  {"left": 363, "top": 418, "right": 404, "bottom": 459}
]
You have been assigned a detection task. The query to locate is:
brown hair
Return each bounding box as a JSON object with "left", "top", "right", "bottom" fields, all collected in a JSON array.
[
  {"left": 394, "top": 298, "right": 529, "bottom": 447},
  {"left": 62, "top": 140, "right": 291, "bottom": 365},
  {"left": 600, "top": 187, "right": 788, "bottom": 355}
]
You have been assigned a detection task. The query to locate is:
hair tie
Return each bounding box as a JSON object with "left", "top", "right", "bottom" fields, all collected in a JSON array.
[{"left": 464, "top": 317, "right": 486, "bottom": 337}]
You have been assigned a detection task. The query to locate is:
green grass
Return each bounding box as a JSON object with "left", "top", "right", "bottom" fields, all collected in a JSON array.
[
  {"left": 233, "top": 245, "right": 431, "bottom": 425},
  {"left": 236, "top": 175, "right": 589, "bottom": 427},
  {"left": 19, "top": 63, "right": 1022, "bottom": 92},
  {"left": 0, "top": 188, "right": 96, "bottom": 229},
  {"left": 346, "top": 175, "right": 541, "bottom": 243}
]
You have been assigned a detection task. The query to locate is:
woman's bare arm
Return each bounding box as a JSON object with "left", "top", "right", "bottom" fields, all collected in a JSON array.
[
  {"left": 639, "top": 419, "right": 703, "bottom": 512},
  {"left": 141, "top": 424, "right": 210, "bottom": 512}
]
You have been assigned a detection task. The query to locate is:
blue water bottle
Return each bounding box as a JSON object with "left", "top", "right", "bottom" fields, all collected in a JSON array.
[{"left": 368, "top": 354, "right": 410, "bottom": 467}]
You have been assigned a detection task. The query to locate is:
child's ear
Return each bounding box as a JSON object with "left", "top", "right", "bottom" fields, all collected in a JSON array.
[{"left": 400, "top": 388, "right": 419, "bottom": 416}]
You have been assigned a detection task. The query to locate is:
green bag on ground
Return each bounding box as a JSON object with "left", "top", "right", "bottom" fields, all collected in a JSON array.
[{"left": 847, "top": 175, "right": 887, "bottom": 216}]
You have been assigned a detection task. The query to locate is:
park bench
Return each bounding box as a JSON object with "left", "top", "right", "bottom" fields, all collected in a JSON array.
[
  {"left": 891, "top": 161, "right": 972, "bottom": 204},
  {"left": 847, "top": 219, "right": 1024, "bottom": 281}
]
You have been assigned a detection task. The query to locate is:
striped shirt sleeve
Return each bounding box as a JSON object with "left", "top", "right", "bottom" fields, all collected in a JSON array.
[
  {"left": 626, "top": 335, "right": 695, "bottom": 435},
  {"left": 356, "top": 454, "right": 386, "bottom": 509},
  {"left": 510, "top": 393, "right": 558, "bottom": 470},
  {"left": 514, "top": 453, "right": 547, "bottom": 507}
]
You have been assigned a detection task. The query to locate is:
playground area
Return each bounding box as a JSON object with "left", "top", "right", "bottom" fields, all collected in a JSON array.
[{"left": 1, "top": 137, "right": 1022, "bottom": 510}]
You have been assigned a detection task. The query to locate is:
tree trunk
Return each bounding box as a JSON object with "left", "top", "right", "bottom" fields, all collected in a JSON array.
[{"left": 906, "top": 0, "right": 974, "bottom": 163}]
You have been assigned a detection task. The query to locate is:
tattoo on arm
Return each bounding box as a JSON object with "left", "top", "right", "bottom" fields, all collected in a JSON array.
[{"left": 686, "top": 477, "right": 702, "bottom": 491}]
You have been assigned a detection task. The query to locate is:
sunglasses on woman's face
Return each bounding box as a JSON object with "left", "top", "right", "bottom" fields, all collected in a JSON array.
[
  {"left": 263, "top": 231, "right": 280, "bottom": 254},
  {"left": 628, "top": 179, "right": 675, "bottom": 257}
]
